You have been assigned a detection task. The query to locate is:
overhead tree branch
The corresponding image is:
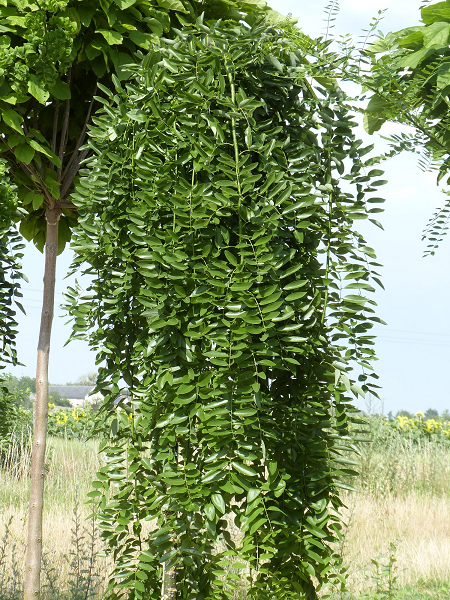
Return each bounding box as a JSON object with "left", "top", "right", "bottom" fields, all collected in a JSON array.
[{"left": 59, "top": 200, "right": 77, "bottom": 210}]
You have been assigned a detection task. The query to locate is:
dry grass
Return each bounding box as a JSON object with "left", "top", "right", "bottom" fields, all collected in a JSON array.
[
  {"left": 0, "top": 436, "right": 108, "bottom": 598},
  {"left": 0, "top": 506, "right": 110, "bottom": 598},
  {"left": 2, "top": 433, "right": 450, "bottom": 598},
  {"left": 340, "top": 493, "right": 450, "bottom": 595}
]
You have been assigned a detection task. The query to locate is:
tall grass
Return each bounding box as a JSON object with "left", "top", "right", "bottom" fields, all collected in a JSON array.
[
  {"left": 1, "top": 436, "right": 101, "bottom": 510},
  {"left": 0, "top": 436, "right": 109, "bottom": 600},
  {"left": 0, "top": 423, "right": 32, "bottom": 481},
  {"left": 353, "top": 416, "right": 450, "bottom": 498},
  {"left": 336, "top": 416, "right": 450, "bottom": 596},
  {"left": 1, "top": 419, "right": 450, "bottom": 598}
]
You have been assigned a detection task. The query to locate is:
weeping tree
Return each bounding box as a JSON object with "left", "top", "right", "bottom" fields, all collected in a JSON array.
[
  {"left": 0, "top": 1, "right": 287, "bottom": 597},
  {"left": 65, "top": 16, "right": 384, "bottom": 599}
]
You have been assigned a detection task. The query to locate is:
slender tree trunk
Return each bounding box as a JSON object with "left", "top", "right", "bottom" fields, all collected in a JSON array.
[
  {"left": 161, "top": 563, "right": 177, "bottom": 600},
  {"left": 24, "top": 205, "right": 61, "bottom": 600}
]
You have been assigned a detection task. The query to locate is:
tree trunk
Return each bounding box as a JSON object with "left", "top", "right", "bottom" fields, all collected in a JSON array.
[
  {"left": 24, "top": 206, "right": 61, "bottom": 600},
  {"left": 161, "top": 563, "right": 177, "bottom": 599}
]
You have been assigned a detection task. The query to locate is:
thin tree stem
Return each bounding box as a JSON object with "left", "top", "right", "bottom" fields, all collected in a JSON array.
[
  {"left": 24, "top": 205, "right": 61, "bottom": 600},
  {"left": 50, "top": 100, "right": 60, "bottom": 168},
  {"left": 60, "top": 148, "right": 89, "bottom": 199},
  {"left": 61, "top": 85, "right": 97, "bottom": 184},
  {"left": 162, "top": 567, "right": 177, "bottom": 600},
  {"left": 57, "top": 68, "right": 72, "bottom": 184},
  {"left": 33, "top": 99, "right": 38, "bottom": 131}
]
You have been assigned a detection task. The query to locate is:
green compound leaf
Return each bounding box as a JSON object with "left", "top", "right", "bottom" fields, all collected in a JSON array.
[
  {"left": 27, "top": 75, "right": 49, "bottom": 104},
  {"left": 14, "top": 143, "right": 35, "bottom": 165},
  {"left": 156, "top": 0, "right": 186, "bottom": 11},
  {"left": 29, "top": 140, "right": 61, "bottom": 169},
  {"left": 96, "top": 29, "right": 123, "bottom": 45},
  {"left": 211, "top": 493, "right": 226, "bottom": 515},
  {"left": 49, "top": 79, "right": 71, "bottom": 100},
  {"left": 363, "top": 94, "right": 390, "bottom": 134},
  {"left": 129, "top": 30, "right": 157, "bottom": 49},
  {"left": 112, "top": 0, "right": 138, "bottom": 8},
  {"left": 421, "top": 2, "right": 450, "bottom": 25},
  {"left": 232, "top": 462, "right": 257, "bottom": 477}
]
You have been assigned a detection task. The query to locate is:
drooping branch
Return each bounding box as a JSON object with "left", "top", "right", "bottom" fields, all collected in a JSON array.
[{"left": 65, "top": 25, "right": 384, "bottom": 599}]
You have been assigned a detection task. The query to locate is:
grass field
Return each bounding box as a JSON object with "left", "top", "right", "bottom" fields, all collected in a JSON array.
[
  {"left": 0, "top": 436, "right": 110, "bottom": 600},
  {"left": 1, "top": 418, "right": 450, "bottom": 599}
]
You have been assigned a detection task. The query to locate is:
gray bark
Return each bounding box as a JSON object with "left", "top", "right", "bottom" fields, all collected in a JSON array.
[{"left": 23, "top": 206, "right": 61, "bottom": 600}]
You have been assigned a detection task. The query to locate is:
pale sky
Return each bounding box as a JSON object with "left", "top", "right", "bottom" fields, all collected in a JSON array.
[{"left": 9, "top": 1, "right": 450, "bottom": 415}]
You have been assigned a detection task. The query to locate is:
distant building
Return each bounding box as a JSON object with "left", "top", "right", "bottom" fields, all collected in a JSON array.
[{"left": 47, "top": 385, "right": 103, "bottom": 408}]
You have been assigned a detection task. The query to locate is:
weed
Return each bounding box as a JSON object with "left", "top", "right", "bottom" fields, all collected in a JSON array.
[
  {"left": 65, "top": 489, "right": 103, "bottom": 600},
  {"left": 367, "top": 541, "right": 399, "bottom": 600},
  {"left": 0, "top": 516, "right": 21, "bottom": 600},
  {"left": 0, "top": 499, "right": 108, "bottom": 600}
]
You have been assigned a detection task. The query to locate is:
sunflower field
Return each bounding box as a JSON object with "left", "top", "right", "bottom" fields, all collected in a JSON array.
[
  {"left": 381, "top": 413, "right": 450, "bottom": 443},
  {"left": 46, "top": 404, "right": 97, "bottom": 440}
]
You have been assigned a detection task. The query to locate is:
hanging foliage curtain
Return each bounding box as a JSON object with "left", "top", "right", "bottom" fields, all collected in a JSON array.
[
  {"left": 0, "top": 160, "right": 25, "bottom": 438},
  {"left": 65, "top": 18, "right": 384, "bottom": 600},
  {"left": 0, "top": 161, "right": 24, "bottom": 373}
]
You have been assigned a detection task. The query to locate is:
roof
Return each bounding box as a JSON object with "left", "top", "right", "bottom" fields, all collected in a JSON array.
[{"left": 48, "top": 385, "right": 95, "bottom": 399}]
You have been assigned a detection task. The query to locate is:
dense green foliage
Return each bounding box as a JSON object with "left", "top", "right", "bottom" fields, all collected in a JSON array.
[
  {"left": 7, "top": 373, "right": 37, "bottom": 394},
  {"left": 65, "top": 17, "right": 384, "bottom": 600},
  {"left": 0, "top": 0, "right": 290, "bottom": 253},
  {"left": 0, "top": 386, "right": 18, "bottom": 449}
]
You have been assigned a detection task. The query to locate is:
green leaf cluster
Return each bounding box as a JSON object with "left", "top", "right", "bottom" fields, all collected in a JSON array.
[
  {"left": 0, "top": 0, "right": 291, "bottom": 255},
  {"left": 334, "top": 2, "right": 450, "bottom": 251},
  {"left": 65, "top": 18, "right": 383, "bottom": 600}
]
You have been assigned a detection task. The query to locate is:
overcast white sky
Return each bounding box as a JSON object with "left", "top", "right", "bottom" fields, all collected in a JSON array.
[{"left": 9, "top": 1, "right": 450, "bottom": 415}]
